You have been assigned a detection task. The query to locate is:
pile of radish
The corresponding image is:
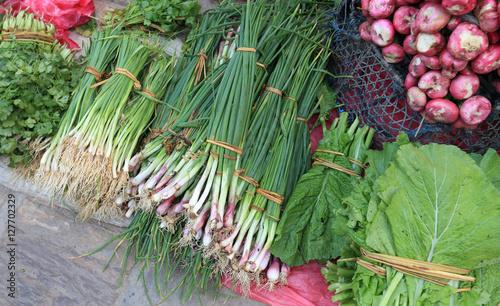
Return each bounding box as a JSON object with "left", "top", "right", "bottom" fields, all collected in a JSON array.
[{"left": 360, "top": 0, "right": 500, "bottom": 129}]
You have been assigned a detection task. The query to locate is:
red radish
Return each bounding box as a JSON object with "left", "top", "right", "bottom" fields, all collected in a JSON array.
[
  {"left": 404, "top": 34, "right": 419, "bottom": 54},
  {"left": 439, "top": 49, "right": 468, "bottom": 71},
  {"left": 360, "top": 20, "right": 373, "bottom": 42},
  {"left": 416, "top": 3, "right": 451, "bottom": 33},
  {"left": 460, "top": 65, "right": 475, "bottom": 75},
  {"left": 409, "top": 55, "right": 429, "bottom": 77},
  {"left": 416, "top": 32, "right": 446, "bottom": 56},
  {"left": 488, "top": 32, "right": 500, "bottom": 44},
  {"left": 369, "top": 0, "right": 396, "bottom": 19},
  {"left": 425, "top": 99, "right": 460, "bottom": 123},
  {"left": 395, "top": 0, "right": 409, "bottom": 7},
  {"left": 371, "top": 19, "right": 396, "bottom": 47},
  {"left": 362, "top": 0, "right": 371, "bottom": 18},
  {"left": 407, "top": 87, "right": 428, "bottom": 111},
  {"left": 405, "top": 73, "right": 419, "bottom": 89},
  {"left": 405, "top": 0, "right": 421, "bottom": 2},
  {"left": 420, "top": 54, "right": 441, "bottom": 69},
  {"left": 460, "top": 95, "right": 492, "bottom": 124},
  {"left": 382, "top": 43, "right": 406, "bottom": 63},
  {"left": 418, "top": 71, "right": 451, "bottom": 98},
  {"left": 498, "top": 67, "right": 500, "bottom": 77},
  {"left": 411, "top": 18, "right": 420, "bottom": 36},
  {"left": 494, "top": 79, "right": 500, "bottom": 93},
  {"left": 442, "top": 0, "right": 477, "bottom": 15},
  {"left": 451, "top": 117, "right": 479, "bottom": 129},
  {"left": 447, "top": 16, "right": 462, "bottom": 31},
  {"left": 470, "top": 44, "right": 500, "bottom": 74},
  {"left": 420, "top": 110, "right": 438, "bottom": 123},
  {"left": 393, "top": 6, "right": 419, "bottom": 35},
  {"left": 475, "top": 0, "right": 500, "bottom": 32},
  {"left": 448, "top": 22, "right": 489, "bottom": 61},
  {"left": 442, "top": 69, "right": 458, "bottom": 79},
  {"left": 449, "top": 73, "right": 480, "bottom": 99}
]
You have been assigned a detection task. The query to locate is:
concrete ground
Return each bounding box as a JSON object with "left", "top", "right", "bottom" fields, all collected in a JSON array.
[{"left": 0, "top": 0, "right": 263, "bottom": 305}]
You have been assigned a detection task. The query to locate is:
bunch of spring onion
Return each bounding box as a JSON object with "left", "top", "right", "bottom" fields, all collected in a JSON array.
[
  {"left": 117, "top": 7, "right": 237, "bottom": 215},
  {"left": 0, "top": 10, "right": 72, "bottom": 60},
  {"left": 35, "top": 29, "right": 121, "bottom": 190},
  {"left": 148, "top": 0, "right": 298, "bottom": 248},
  {"left": 46, "top": 35, "right": 155, "bottom": 219},
  {"left": 218, "top": 25, "right": 332, "bottom": 291}
]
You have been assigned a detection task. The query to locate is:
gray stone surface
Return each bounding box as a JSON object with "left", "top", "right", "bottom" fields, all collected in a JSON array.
[{"left": 0, "top": 0, "right": 264, "bottom": 305}]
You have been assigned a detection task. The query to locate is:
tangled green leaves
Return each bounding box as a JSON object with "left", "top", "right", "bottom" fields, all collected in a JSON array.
[{"left": 0, "top": 42, "right": 80, "bottom": 166}]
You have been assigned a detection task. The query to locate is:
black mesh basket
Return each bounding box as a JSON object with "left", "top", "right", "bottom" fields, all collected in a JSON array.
[{"left": 327, "top": 0, "right": 500, "bottom": 154}]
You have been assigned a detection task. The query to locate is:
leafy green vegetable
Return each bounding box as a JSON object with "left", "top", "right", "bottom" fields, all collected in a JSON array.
[
  {"left": 0, "top": 42, "right": 80, "bottom": 166},
  {"left": 102, "top": 0, "right": 201, "bottom": 34},
  {"left": 271, "top": 113, "right": 374, "bottom": 266},
  {"left": 324, "top": 138, "right": 500, "bottom": 305}
]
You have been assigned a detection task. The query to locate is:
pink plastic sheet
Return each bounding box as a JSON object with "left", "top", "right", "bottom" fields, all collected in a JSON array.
[{"left": 0, "top": 0, "right": 94, "bottom": 49}]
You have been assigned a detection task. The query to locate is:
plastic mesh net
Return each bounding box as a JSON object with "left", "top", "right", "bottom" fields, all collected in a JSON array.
[{"left": 327, "top": 0, "right": 500, "bottom": 154}]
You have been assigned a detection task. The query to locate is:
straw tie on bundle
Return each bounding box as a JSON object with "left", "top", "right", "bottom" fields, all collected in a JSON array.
[
  {"left": 115, "top": 68, "right": 142, "bottom": 89},
  {"left": 339, "top": 248, "right": 475, "bottom": 290},
  {"left": 194, "top": 49, "right": 208, "bottom": 85},
  {"left": 84, "top": 66, "right": 109, "bottom": 82},
  {"left": 90, "top": 68, "right": 142, "bottom": 89}
]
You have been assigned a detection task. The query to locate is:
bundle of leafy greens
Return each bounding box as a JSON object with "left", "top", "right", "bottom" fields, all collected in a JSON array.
[
  {"left": 271, "top": 112, "right": 375, "bottom": 266},
  {"left": 101, "top": 0, "right": 201, "bottom": 34},
  {"left": 0, "top": 13, "right": 79, "bottom": 167},
  {"left": 323, "top": 134, "right": 500, "bottom": 305}
]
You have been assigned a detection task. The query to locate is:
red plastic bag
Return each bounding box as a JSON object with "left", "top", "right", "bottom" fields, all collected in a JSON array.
[
  {"left": 222, "top": 261, "right": 336, "bottom": 306},
  {"left": 25, "top": 0, "right": 94, "bottom": 30},
  {"left": 0, "top": 0, "right": 90, "bottom": 50}
]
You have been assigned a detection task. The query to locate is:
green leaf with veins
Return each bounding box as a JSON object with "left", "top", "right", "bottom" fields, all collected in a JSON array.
[{"left": 381, "top": 144, "right": 500, "bottom": 268}]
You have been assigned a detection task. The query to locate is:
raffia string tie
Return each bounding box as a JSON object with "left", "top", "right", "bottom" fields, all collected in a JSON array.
[
  {"left": 197, "top": 150, "right": 209, "bottom": 156},
  {"left": 245, "top": 190, "right": 255, "bottom": 198},
  {"left": 265, "top": 86, "right": 283, "bottom": 97},
  {"left": 296, "top": 117, "right": 308, "bottom": 122},
  {"left": 256, "top": 188, "right": 284, "bottom": 205},
  {"left": 251, "top": 204, "right": 265, "bottom": 213},
  {"left": 206, "top": 139, "right": 243, "bottom": 155},
  {"left": 340, "top": 248, "right": 475, "bottom": 289},
  {"left": 238, "top": 173, "right": 259, "bottom": 187},
  {"left": 194, "top": 49, "right": 208, "bottom": 86},
  {"left": 115, "top": 68, "right": 141, "bottom": 89},
  {"left": 210, "top": 149, "right": 219, "bottom": 161},
  {"left": 315, "top": 149, "right": 365, "bottom": 168},
  {"left": 84, "top": 66, "right": 106, "bottom": 82},
  {"left": 223, "top": 154, "right": 237, "bottom": 160},
  {"left": 236, "top": 47, "right": 256, "bottom": 52},
  {"left": 256, "top": 62, "right": 267, "bottom": 69},
  {"left": 284, "top": 95, "right": 297, "bottom": 103},
  {"left": 313, "top": 158, "right": 361, "bottom": 177},
  {"left": 141, "top": 89, "right": 158, "bottom": 105},
  {"left": 141, "top": 89, "right": 157, "bottom": 99}
]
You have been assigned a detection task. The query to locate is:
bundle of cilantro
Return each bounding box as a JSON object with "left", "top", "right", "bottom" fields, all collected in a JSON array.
[
  {"left": 0, "top": 40, "right": 79, "bottom": 167},
  {"left": 101, "top": 0, "right": 201, "bottom": 34}
]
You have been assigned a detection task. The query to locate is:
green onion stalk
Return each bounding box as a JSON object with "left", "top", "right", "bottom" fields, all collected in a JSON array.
[
  {"left": 35, "top": 29, "right": 120, "bottom": 195},
  {"left": 118, "top": 7, "right": 244, "bottom": 222},
  {"left": 216, "top": 24, "right": 331, "bottom": 288},
  {"left": 122, "top": 62, "right": 228, "bottom": 218},
  {"left": 112, "top": 56, "right": 175, "bottom": 178},
  {"left": 59, "top": 35, "right": 153, "bottom": 219},
  {"left": 156, "top": 1, "right": 299, "bottom": 252},
  {"left": 123, "top": 7, "right": 231, "bottom": 195},
  {"left": 216, "top": 32, "right": 312, "bottom": 258}
]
